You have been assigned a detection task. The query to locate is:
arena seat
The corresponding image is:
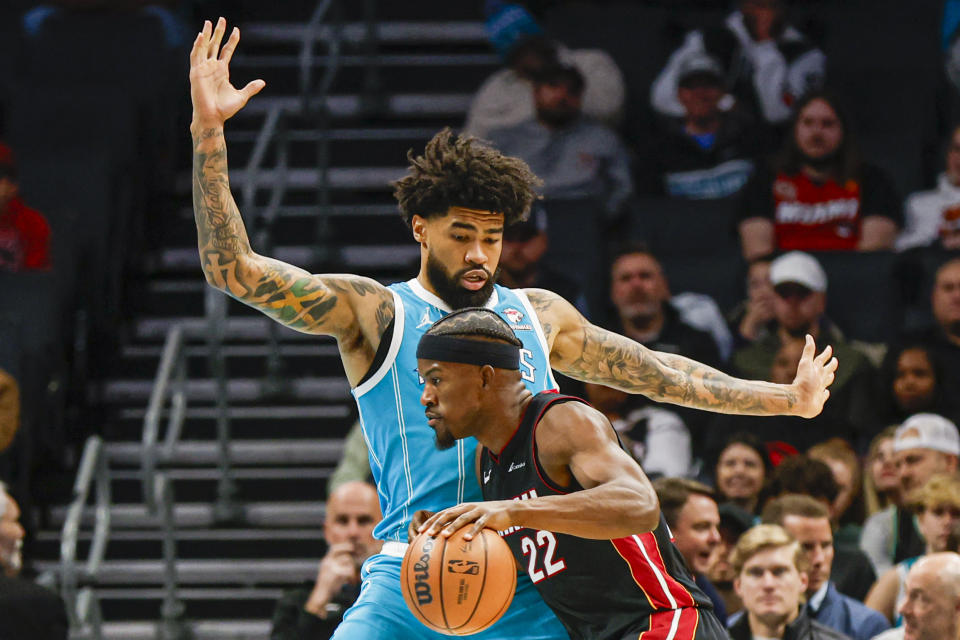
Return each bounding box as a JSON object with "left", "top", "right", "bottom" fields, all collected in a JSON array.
[
  {"left": 541, "top": 197, "right": 608, "bottom": 317},
  {"left": 631, "top": 195, "right": 744, "bottom": 311},
  {"left": 811, "top": 250, "right": 901, "bottom": 343}
]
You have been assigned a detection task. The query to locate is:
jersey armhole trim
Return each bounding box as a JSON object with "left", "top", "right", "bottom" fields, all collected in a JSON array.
[
  {"left": 531, "top": 396, "right": 589, "bottom": 495},
  {"left": 516, "top": 290, "right": 558, "bottom": 390},
  {"left": 353, "top": 290, "right": 405, "bottom": 398}
]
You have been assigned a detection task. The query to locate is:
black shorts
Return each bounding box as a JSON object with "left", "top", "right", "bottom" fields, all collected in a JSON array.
[{"left": 620, "top": 607, "right": 727, "bottom": 640}]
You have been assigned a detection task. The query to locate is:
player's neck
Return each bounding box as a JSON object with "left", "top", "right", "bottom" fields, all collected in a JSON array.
[{"left": 479, "top": 391, "right": 533, "bottom": 454}]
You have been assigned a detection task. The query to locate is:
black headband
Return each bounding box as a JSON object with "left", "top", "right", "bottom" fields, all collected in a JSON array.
[{"left": 416, "top": 334, "right": 520, "bottom": 369}]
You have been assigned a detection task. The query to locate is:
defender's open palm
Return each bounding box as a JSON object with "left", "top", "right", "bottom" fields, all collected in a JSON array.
[
  {"left": 791, "top": 334, "right": 838, "bottom": 418},
  {"left": 190, "top": 17, "right": 265, "bottom": 127}
]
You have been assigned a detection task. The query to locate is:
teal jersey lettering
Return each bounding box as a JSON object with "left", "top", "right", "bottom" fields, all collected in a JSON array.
[{"left": 352, "top": 279, "right": 557, "bottom": 542}]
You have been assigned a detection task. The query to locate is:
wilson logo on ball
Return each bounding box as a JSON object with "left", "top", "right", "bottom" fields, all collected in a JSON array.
[{"left": 413, "top": 536, "right": 436, "bottom": 605}]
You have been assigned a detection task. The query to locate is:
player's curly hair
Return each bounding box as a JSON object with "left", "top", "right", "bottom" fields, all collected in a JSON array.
[
  {"left": 393, "top": 128, "right": 542, "bottom": 228},
  {"left": 425, "top": 308, "right": 523, "bottom": 347}
]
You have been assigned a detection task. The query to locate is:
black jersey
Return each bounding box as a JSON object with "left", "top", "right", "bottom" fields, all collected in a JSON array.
[{"left": 480, "top": 391, "right": 716, "bottom": 640}]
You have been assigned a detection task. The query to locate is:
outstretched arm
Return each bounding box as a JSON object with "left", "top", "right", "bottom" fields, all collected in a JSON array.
[
  {"left": 525, "top": 289, "right": 836, "bottom": 418},
  {"left": 189, "top": 19, "right": 393, "bottom": 369}
]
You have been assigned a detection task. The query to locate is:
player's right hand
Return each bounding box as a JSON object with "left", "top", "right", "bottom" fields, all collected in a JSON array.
[
  {"left": 189, "top": 17, "right": 265, "bottom": 128},
  {"left": 409, "top": 510, "right": 435, "bottom": 541}
]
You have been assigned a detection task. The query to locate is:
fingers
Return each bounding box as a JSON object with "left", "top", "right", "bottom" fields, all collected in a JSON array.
[
  {"left": 825, "top": 356, "right": 838, "bottom": 374},
  {"left": 801, "top": 334, "right": 816, "bottom": 361},
  {"left": 239, "top": 79, "right": 267, "bottom": 103},
  {"left": 208, "top": 17, "right": 227, "bottom": 59},
  {"left": 219, "top": 26, "right": 240, "bottom": 64},
  {"left": 190, "top": 30, "right": 206, "bottom": 67},
  {"left": 420, "top": 506, "right": 465, "bottom": 535},
  {"left": 814, "top": 343, "right": 834, "bottom": 366}
]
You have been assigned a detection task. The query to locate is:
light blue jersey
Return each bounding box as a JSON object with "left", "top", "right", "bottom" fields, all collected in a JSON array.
[{"left": 352, "top": 279, "right": 558, "bottom": 543}]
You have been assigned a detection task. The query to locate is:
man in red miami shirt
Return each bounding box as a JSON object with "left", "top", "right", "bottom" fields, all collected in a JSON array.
[
  {"left": 737, "top": 91, "right": 902, "bottom": 259},
  {"left": 0, "top": 143, "right": 51, "bottom": 272}
]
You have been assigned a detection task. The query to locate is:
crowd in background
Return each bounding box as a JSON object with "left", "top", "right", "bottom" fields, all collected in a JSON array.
[{"left": 3, "top": 0, "right": 960, "bottom": 638}]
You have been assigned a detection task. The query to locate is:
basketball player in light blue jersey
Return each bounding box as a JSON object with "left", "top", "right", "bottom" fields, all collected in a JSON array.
[{"left": 190, "top": 18, "right": 838, "bottom": 640}]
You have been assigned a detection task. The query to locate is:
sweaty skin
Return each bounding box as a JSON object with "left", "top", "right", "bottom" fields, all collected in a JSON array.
[{"left": 190, "top": 18, "right": 837, "bottom": 410}]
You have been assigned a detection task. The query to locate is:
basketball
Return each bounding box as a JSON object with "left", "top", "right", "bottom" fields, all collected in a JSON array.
[{"left": 401, "top": 526, "right": 517, "bottom": 635}]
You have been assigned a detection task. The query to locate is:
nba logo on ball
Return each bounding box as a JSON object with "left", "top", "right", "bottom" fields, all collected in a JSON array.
[{"left": 401, "top": 527, "right": 517, "bottom": 635}]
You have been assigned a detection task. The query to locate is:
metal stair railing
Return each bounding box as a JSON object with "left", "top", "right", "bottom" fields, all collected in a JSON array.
[
  {"left": 60, "top": 435, "right": 110, "bottom": 640},
  {"left": 141, "top": 325, "right": 193, "bottom": 640},
  {"left": 201, "top": 0, "right": 345, "bottom": 519},
  {"left": 298, "top": 0, "right": 344, "bottom": 264}
]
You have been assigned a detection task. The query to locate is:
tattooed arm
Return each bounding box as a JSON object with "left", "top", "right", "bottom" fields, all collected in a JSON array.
[
  {"left": 524, "top": 289, "right": 837, "bottom": 418},
  {"left": 189, "top": 19, "right": 393, "bottom": 384}
]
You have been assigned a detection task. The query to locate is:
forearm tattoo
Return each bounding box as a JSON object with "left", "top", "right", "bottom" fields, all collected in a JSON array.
[
  {"left": 191, "top": 129, "right": 391, "bottom": 333},
  {"left": 527, "top": 290, "right": 797, "bottom": 415}
]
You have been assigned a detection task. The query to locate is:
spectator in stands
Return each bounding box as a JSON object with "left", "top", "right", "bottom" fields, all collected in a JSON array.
[
  {"left": 863, "top": 427, "right": 901, "bottom": 519},
  {"left": 607, "top": 243, "right": 723, "bottom": 367},
  {"left": 714, "top": 432, "right": 771, "bottom": 515},
  {"left": 738, "top": 92, "right": 903, "bottom": 259},
  {"left": 861, "top": 414, "right": 960, "bottom": 575},
  {"left": 759, "top": 454, "right": 838, "bottom": 512},
  {"left": 0, "top": 143, "right": 50, "bottom": 272},
  {"left": 0, "top": 370, "right": 18, "bottom": 464},
  {"left": 897, "top": 125, "right": 960, "bottom": 251},
  {"left": 760, "top": 495, "right": 890, "bottom": 640},
  {"left": 650, "top": 0, "right": 825, "bottom": 127},
  {"left": 911, "top": 258, "right": 960, "bottom": 422},
  {"left": 870, "top": 552, "right": 960, "bottom": 640},
  {"left": 808, "top": 439, "right": 866, "bottom": 548},
  {"left": 466, "top": 2, "right": 625, "bottom": 137},
  {"left": 732, "top": 251, "right": 877, "bottom": 444},
  {"left": 485, "top": 64, "right": 634, "bottom": 220},
  {"left": 755, "top": 453, "right": 877, "bottom": 601},
  {"left": 877, "top": 344, "right": 951, "bottom": 427},
  {"left": 0, "top": 484, "right": 68, "bottom": 639},
  {"left": 654, "top": 477, "right": 728, "bottom": 624},
  {"left": 728, "top": 524, "right": 848, "bottom": 640},
  {"left": 865, "top": 473, "right": 960, "bottom": 626},
  {"left": 584, "top": 383, "right": 691, "bottom": 478},
  {"left": 710, "top": 502, "right": 754, "bottom": 616},
  {"left": 271, "top": 481, "right": 381, "bottom": 640},
  {"left": 326, "top": 421, "right": 372, "bottom": 498},
  {"left": 636, "top": 53, "right": 763, "bottom": 200},
  {"left": 727, "top": 256, "right": 777, "bottom": 347},
  {"left": 498, "top": 203, "right": 589, "bottom": 315}
]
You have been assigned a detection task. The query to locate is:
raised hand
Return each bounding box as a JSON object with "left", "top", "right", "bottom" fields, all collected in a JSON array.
[
  {"left": 190, "top": 17, "right": 265, "bottom": 128},
  {"left": 791, "top": 334, "right": 838, "bottom": 418}
]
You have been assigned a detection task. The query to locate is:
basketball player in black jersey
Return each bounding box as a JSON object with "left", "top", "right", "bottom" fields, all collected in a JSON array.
[{"left": 410, "top": 308, "right": 742, "bottom": 640}]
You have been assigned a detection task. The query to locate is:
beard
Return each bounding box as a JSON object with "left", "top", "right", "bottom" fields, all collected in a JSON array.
[
  {"left": 799, "top": 147, "right": 840, "bottom": 172},
  {"left": 426, "top": 252, "right": 500, "bottom": 309},
  {"left": 947, "top": 320, "right": 960, "bottom": 339},
  {"left": 536, "top": 106, "right": 579, "bottom": 129},
  {"left": 434, "top": 427, "right": 456, "bottom": 451},
  {"left": 783, "top": 323, "right": 812, "bottom": 339}
]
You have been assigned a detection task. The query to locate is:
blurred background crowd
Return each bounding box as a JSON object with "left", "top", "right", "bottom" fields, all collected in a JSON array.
[{"left": 3, "top": 0, "right": 960, "bottom": 638}]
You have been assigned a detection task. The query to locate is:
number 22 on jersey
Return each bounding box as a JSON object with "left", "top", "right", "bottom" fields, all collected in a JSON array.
[{"left": 520, "top": 530, "right": 566, "bottom": 584}]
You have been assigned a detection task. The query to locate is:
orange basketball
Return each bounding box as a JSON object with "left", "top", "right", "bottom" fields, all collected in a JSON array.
[{"left": 401, "top": 526, "right": 517, "bottom": 635}]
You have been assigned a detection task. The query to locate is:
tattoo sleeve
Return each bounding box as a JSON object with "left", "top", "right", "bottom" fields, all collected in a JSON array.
[
  {"left": 525, "top": 289, "right": 798, "bottom": 416},
  {"left": 191, "top": 127, "right": 392, "bottom": 336}
]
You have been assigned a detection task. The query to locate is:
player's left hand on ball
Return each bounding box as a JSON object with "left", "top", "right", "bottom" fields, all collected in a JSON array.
[
  {"left": 409, "top": 510, "right": 435, "bottom": 541},
  {"left": 791, "top": 334, "right": 838, "bottom": 418},
  {"left": 420, "top": 501, "right": 515, "bottom": 540}
]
